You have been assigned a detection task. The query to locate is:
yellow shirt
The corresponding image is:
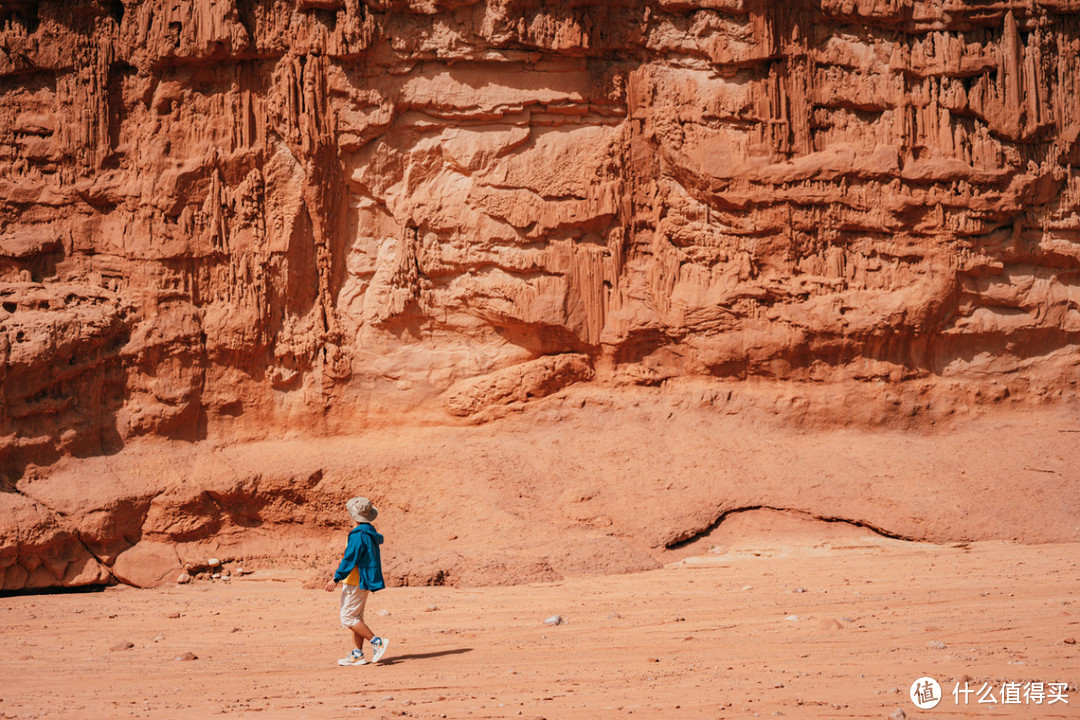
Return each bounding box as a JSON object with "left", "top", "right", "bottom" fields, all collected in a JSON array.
[{"left": 344, "top": 566, "right": 359, "bottom": 585}]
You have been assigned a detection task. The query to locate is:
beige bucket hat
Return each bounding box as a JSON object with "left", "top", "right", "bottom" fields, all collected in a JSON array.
[{"left": 346, "top": 496, "right": 378, "bottom": 524}]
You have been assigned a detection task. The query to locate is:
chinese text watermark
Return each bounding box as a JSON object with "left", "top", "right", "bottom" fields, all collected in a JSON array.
[{"left": 910, "top": 677, "right": 1070, "bottom": 709}]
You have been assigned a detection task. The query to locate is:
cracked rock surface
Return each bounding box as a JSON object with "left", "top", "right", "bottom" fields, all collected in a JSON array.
[{"left": 2, "top": 0, "right": 1080, "bottom": 588}]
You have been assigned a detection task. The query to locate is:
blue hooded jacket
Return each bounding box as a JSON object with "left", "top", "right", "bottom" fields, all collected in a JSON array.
[{"left": 333, "top": 523, "right": 386, "bottom": 590}]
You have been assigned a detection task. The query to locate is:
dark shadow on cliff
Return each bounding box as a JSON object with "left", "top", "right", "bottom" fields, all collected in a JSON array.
[
  {"left": 1, "top": 285, "right": 130, "bottom": 483},
  {"left": 0, "top": 584, "right": 107, "bottom": 598},
  {"left": 493, "top": 322, "right": 596, "bottom": 358}
]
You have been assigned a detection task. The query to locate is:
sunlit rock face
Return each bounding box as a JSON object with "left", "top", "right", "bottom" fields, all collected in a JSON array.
[{"left": 2, "top": 0, "right": 1080, "bottom": 588}]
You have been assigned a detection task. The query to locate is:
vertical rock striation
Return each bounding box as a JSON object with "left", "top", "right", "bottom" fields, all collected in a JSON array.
[{"left": 2, "top": 0, "right": 1080, "bottom": 588}]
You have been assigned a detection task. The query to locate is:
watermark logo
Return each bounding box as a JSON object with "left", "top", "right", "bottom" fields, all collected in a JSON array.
[
  {"left": 908, "top": 677, "right": 1071, "bottom": 708},
  {"left": 910, "top": 677, "right": 942, "bottom": 709}
]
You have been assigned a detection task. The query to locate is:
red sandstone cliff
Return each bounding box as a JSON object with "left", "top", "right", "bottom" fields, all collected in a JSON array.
[{"left": 2, "top": 0, "right": 1080, "bottom": 589}]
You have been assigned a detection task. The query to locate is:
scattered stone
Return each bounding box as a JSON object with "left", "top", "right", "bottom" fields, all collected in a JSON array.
[
  {"left": 231, "top": 627, "right": 241, "bottom": 633},
  {"left": 792, "top": 588, "right": 806, "bottom": 593},
  {"left": 176, "top": 573, "right": 192, "bottom": 585},
  {"left": 174, "top": 652, "right": 198, "bottom": 661},
  {"left": 212, "top": 573, "right": 222, "bottom": 579},
  {"left": 166, "top": 612, "right": 180, "bottom": 619},
  {"left": 236, "top": 568, "right": 252, "bottom": 576},
  {"left": 606, "top": 613, "right": 622, "bottom": 620},
  {"left": 773, "top": 682, "right": 784, "bottom": 689},
  {"left": 741, "top": 585, "right": 753, "bottom": 591},
  {"left": 424, "top": 605, "right": 438, "bottom": 612},
  {"left": 784, "top": 615, "right": 800, "bottom": 622},
  {"left": 544, "top": 615, "right": 563, "bottom": 626},
  {"left": 153, "top": 634, "right": 164, "bottom": 643},
  {"left": 889, "top": 709, "right": 906, "bottom": 720},
  {"left": 1064, "top": 637, "right": 1076, "bottom": 644},
  {"left": 381, "top": 696, "right": 394, "bottom": 702},
  {"left": 208, "top": 558, "right": 221, "bottom": 568},
  {"left": 646, "top": 658, "right": 659, "bottom": 663},
  {"left": 377, "top": 609, "right": 391, "bottom": 616},
  {"left": 110, "top": 641, "right": 134, "bottom": 651},
  {"left": 927, "top": 641, "right": 946, "bottom": 650}
]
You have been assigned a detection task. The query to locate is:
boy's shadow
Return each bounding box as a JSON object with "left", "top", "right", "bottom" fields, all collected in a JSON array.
[{"left": 378, "top": 647, "right": 472, "bottom": 666}]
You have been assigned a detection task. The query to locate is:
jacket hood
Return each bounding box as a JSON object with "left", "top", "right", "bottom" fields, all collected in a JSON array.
[{"left": 351, "top": 523, "right": 384, "bottom": 544}]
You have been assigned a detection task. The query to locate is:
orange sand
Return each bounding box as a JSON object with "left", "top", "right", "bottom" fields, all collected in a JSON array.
[{"left": 3, "top": 513, "right": 1077, "bottom": 720}]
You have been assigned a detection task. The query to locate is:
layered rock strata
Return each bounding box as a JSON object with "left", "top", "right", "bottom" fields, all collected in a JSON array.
[{"left": 2, "top": 0, "right": 1080, "bottom": 588}]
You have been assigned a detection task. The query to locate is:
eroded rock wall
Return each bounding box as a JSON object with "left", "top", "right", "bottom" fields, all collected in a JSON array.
[
  {"left": 3, "top": 0, "right": 1080, "bottom": 462},
  {"left": 3, "top": 0, "right": 1080, "bottom": 588}
]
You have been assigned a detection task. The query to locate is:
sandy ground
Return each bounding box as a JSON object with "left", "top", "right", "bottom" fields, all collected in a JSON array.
[{"left": 2, "top": 513, "right": 1077, "bottom": 720}]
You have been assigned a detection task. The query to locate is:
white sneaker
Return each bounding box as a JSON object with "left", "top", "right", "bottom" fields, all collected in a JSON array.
[
  {"left": 370, "top": 637, "right": 389, "bottom": 663},
  {"left": 337, "top": 649, "right": 367, "bottom": 666}
]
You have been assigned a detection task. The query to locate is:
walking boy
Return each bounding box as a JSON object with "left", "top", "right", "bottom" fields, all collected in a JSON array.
[{"left": 325, "top": 496, "right": 389, "bottom": 666}]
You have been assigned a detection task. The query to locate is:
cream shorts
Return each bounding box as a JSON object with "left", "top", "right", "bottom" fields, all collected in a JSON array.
[{"left": 340, "top": 584, "right": 369, "bottom": 628}]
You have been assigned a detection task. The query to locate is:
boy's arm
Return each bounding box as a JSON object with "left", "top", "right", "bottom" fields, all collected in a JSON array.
[
  {"left": 331, "top": 533, "right": 360, "bottom": 582},
  {"left": 356, "top": 533, "right": 372, "bottom": 566}
]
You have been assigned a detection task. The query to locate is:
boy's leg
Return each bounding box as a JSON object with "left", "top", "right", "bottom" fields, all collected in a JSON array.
[
  {"left": 343, "top": 587, "right": 373, "bottom": 649},
  {"left": 350, "top": 619, "right": 375, "bottom": 649}
]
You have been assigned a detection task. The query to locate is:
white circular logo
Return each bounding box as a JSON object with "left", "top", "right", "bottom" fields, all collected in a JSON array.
[{"left": 910, "top": 677, "right": 942, "bottom": 709}]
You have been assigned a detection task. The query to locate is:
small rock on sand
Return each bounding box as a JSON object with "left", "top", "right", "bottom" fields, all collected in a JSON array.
[
  {"left": 890, "top": 709, "right": 906, "bottom": 720},
  {"left": 1064, "top": 637, "right": 1076, "bottom": 644},
  {"left": 174, "top": 652, "right": 198, "bottom": 661},
  {"left": 927, "top": 641, "right": 946, "bottom": 650},
  {"left": 110, "top": 641, "right": 134, "bottom": 651},
  {"left": 544, "top": 615, "right": 563, "bottom": 626},
  {"left": 176, "top": 573, "right": 192, "bottom": 584}
]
